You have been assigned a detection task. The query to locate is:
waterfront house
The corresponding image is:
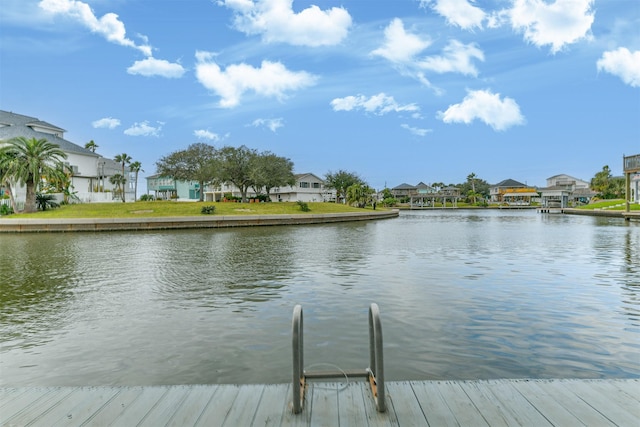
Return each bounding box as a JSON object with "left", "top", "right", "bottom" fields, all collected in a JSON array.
[
  {"left": 0, "top": 110, "right": 132, "bottom": 205},
  {"left": 489, "top": 179, "right": 538, "bottom": 204},
  {"left": 391, "top": 183, "right": 415, "bottom": 200},
  {"left": 624, "top": 154, "right": 640, "bottom": 207},
  {"left": 538, "top": 174, "right": 596, "bottom": 208}
]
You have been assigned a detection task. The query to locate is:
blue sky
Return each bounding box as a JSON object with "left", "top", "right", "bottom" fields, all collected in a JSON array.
[{"left": 1, "top": 0, "right": 639, "bottom": 193}]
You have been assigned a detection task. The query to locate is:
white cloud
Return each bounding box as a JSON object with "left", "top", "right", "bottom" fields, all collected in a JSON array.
[
  {"left": 401, "top": 124, "right": 432, "bottom": 136},
  {"left": 218, "top": 0, "right": 352, "bottom": 47},
  {"left": 194, "top": 129, "right": 222, "bottom": 141},
  {"left": 371, "top": 19, "right": 484, "bottom": 88},
  {"left": 419, "top": 40, "right": 484, "bottom": 76},
  {"left": 250, "top": 118, "right": 284, "bottom": 132},
  {"left": 194, "top": 51, "right": 317, "bottom": 108},
  {"left": 597, "top": 48, "right": 640, "bottom": 88},
  {"left": 508, "top": 0, "right": 594, "bottom": 53},
  {"left": 124, "top": 121, "right": 163, "bottom": 137},
  {"left": 331, "top": 93, "right": 420, "bottom": 115},
  {"left": 92, "top": 117, "right": 120, "bottom": 129},
  {"left": 419, "top": 0, "right": 486, "bottom": 30},
  {"left": 437, "top": 89, "right": 525, "bottom": 131},
  {"left": 371, "top": 18, "right": 431, "bottom": 63},
  {"left": 38, "top": 0, "right": 152, "bottom": 56},
  {"left": 127, "top": 57, "right": 186, "bottom": 78}
]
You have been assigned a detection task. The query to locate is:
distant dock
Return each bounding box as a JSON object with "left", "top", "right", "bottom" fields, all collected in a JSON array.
[{"left": 2, "top": 379, "right": 638, "bottom": 426}]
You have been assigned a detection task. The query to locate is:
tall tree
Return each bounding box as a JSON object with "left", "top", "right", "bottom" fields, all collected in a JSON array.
[
  {"left": 250, "top": 151, "right": 295, "bottom": 201},
  {"left": 129, "top": 161, "right": 143, "bottom": 201},
  {"left": 466, "top": 172, "right": 477, "bottom": 204},
  {"left": 346, "top": 183, "right": 374, "bottom": 208},
  {"left": 114, "top": 153, "right": 131, "bottom": 202},
  {"left": 0, "top": 150, "right": 19, "bottom": 213},
  {"left": 324, "top": 170, "right": 363, "bottom": 203},
  {"left": 0, "top": 137, "right": 67, "bottom": 213},
  {"left": 156, "top": 143, "right": 217, "bottom": 201},
  {"left": 591, "top": 165, "right": 612, "bottom": 199},
  {"left": 85, "top": 140, "right": 99, "bottom": 153},
  {"left": 216, "top": 145, "right": 258, "bottom": 202}
]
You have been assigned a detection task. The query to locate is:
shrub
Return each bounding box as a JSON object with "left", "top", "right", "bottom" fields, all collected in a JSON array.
[
  {"left": 296, "top": 201, "right": 310, "bottom": 212},
  {"left": 139, "top": 194, "right": 155, "bottom": 201},
  {"left": 0, "top": 203, "right": 13, "bottom": 216},
  {"left": 36, "top": 193, "right": 60, "bottom": 211},
  {"left": 201, "top": 205, "right": 216, "bottom": 214}
]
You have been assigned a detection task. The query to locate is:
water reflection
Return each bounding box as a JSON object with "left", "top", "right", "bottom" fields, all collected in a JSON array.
[{"left": 1, "top": 210, "right": 638, "bottom": 386}]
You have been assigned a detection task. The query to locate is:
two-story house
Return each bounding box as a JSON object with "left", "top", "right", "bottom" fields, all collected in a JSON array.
[{"left": 0, "top": 110, "right": 132, "bottom": 204}]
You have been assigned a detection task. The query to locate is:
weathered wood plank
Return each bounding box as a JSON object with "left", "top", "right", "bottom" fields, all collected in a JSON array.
[
  {"left": 410, "top": 381, "right": 459, "bottom": 427},
  {"left": 509, "top": 380, "right": 587, "bottom": 427},
  {"left": 220, "top": 385, "right": 266, "bottom": 426},
  {"left": 457, "top": 380, "right": 516, "bottom": 427},
  {"left": 385, "top": 382, "right": 426, "bottom": 426},
  {"left": 4, "top": 388, "right": 85, "bottom": 427},
  {"left": 437, "top": 381, "right": 490, "bottom": 426},
  {"left": 308, "top": 382, "right": 340, "bottom": 427},
  {"left": 81, "top": 386, "right": 146, "bottom": 426},
  {"left": 106, "top": 386, "right": 171, "bottom": 426},
  {"left": 165, "top": 385, "right": 217, "bottom": 426},
  {"left": 1, "top": 379, "right": 638, "bottom": 426},
  {"left": 195, "top": 384, "right": 241, "bottom": 426},
  {"left": 250, "top": 383, "right": 291, "bottom": 426},
  {"left": 535, "top": 379, "right": 616, "bottom": 426},
  {"left": 482, "top": 380, "right": 554, "bottom": 426},
  {"left": 557, "top": 379, "right": 639, "bottom": 427}
]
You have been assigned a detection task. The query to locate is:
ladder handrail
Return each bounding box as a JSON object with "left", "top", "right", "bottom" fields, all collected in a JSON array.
[{"left": 291, "top": 303, "right": 386, "bottom": 414}]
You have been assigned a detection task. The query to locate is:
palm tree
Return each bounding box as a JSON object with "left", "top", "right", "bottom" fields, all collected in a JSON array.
[
  {"left": 109, "top": 173, "right": 126, "bottom": 201},
  {"left": 129, "top": 161, "right": 143, "bottom": 201},
  {"left": 0, "top": 137, "right": 67, "bottom": 213},
  {"left": 114, "top": 153, "right": 131, "bottom": 202},
  {"left": 85, "top": 140, "right": 99, "bottom": 153}
]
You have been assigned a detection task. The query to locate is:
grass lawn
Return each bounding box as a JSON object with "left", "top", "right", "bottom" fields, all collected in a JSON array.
[
  {"left": 575, "top": 199, "right": 640, "bottom": 210},
  {"left": 7, "top": 201, "right": 385, "bottom": 219}
]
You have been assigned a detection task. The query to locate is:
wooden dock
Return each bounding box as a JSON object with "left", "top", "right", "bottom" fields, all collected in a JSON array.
[{"left": 1, "top": 379, "right": 638, "bottom": 426}]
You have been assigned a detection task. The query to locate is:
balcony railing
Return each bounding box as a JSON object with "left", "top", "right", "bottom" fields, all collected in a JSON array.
[{"left": 624, "top": 154, "right": 640, "bottom": 172}]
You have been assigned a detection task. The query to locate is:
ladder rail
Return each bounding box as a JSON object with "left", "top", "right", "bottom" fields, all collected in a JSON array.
[{"left": 291, "top": 303, "right": 386, "bottom": 414}]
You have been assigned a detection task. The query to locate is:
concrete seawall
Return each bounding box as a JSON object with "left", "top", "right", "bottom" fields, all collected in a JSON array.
[
  {"left": 562, "top": 208, "right": 640, "bottom": 221},
  {"left": 0, "top": 209, "right": 399, "bottom": 233}
]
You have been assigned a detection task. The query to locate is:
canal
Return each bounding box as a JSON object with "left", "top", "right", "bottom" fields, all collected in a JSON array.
[{"left": 1, "top": 209, "right": 638, "bottom": 386}]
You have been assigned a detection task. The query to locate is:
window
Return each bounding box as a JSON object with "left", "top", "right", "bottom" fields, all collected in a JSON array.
[
  {"left": 299, "top": 182, "right": 309, "bottom": 188},
  {"left": 312, "top": 182, "right": 320, "bottom": 189}
]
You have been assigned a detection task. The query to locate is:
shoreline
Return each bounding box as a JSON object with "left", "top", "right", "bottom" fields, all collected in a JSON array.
[{"left": 0, "top": 209, "right": 399, "bottom": 233}]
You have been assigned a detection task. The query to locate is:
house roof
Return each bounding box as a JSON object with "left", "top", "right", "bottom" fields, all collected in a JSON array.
[
  {"left": 294, "top": 172, "right": 324, "bottom": 182},
  {"left": 393, "top": 183, "right": 416, "bottom": 190},
  {"left": 493, "top": 178, "right": 526, "bottom": 188},
  {"left": 0, "top": 110, "right": 98, "bottom": 157}
]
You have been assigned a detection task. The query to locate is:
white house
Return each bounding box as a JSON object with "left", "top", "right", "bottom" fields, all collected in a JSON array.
[
  {"left": 539, "top": 174, "right": 596, "bottom": 208},
  {"left": 0, "top": 110, "right": 133, "bottom": 204},
  {"left": 202, "top": 173, "right": 334, "bottom": 203}
]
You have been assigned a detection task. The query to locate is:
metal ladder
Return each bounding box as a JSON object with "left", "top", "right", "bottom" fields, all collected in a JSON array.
[{"left": 291, "top": 303, "right": 386, "bottom": 414}]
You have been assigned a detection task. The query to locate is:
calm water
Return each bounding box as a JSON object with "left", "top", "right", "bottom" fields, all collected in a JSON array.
[{"left": 1, "top": 209, "right": 638, "bottom": 386}]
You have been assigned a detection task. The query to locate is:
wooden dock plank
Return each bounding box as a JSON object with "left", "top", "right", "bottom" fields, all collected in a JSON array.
[
  {"left": 1, "top": 379, "right": 638, "bottom": 426},
  {"left": 48, "top": 387, "right": 121, "bottom": 427},
  {"left": 195, "top": 384, "right": 241, "bottom": 427},
  {"left": 250, "top": 383, "right": 291, "bottom": 426},
  {"left": 165, "top": 385, "right": 217, "bottom": 427},
  {"left": 106, "top": 386, "right": 170, "bottom": 426},
  {"left": 81, "top": 386, "right": 146, "bottom": 426},
  {"left": 410, "top": 381, "right": 460, "bottom": 427},
  {"left": 509, "top": 380, "right": 587, "bottom": 427},
  {"left": 385, "top": 382, "right": 426, "bottom": 426},
  {"left": 3, "top": 387, "right": 83, "bottom": 427},
  {"left": 336, "top": 382, "right": 369, "bottom": 427},
  {"left": 220, "top": 385, "right": 266, "bottom": 426},
  {"left": 557, "top": 380, "right": 639, "bottom": 427},
  {"left": 308, "top": 382, "right": 340, "bottom": 427},
  {"left": 437, "top": 381, "right": 490, "bottom": 426},
  {"left": 482, "top": 380, "right": 554, "bottom": 426},
  {"left": 534, "top": 379, "right": 617, "bottom": 426}
]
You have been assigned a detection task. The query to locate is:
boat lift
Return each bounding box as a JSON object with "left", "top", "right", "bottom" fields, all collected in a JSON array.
[{"left": 291, "top": 303, "right": 386, "bottom": 414}]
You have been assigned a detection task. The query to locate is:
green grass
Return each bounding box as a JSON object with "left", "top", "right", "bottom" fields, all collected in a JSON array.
[
  {"left": 575, "top": 199, "right": 640, "bottom": 210},
  {"left": 8, "top": 201, "right": 384, "bottom": 219}
]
